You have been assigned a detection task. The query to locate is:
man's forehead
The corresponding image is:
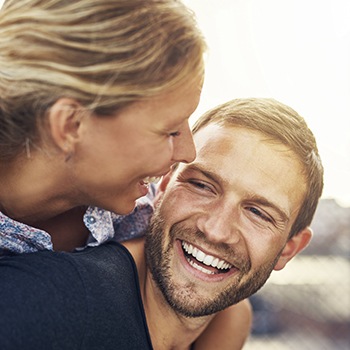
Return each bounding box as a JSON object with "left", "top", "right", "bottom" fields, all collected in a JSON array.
[
  {"left": 193, "top": 123, "right": 228, "bottom": 151},
  {"left": 192, "top": 123, "right": 296, "bottom": 161},
  {"left": 192, "top": 123, "right": 263, "bottom": 152},
  {"left": 173, "top": 122, "right": 307, "bottom": 220},
  {"left": 175, "top": 123, "right": 245, "bottom": 181},
  {"left": 192, "top": 123, "right": 261, "bottom": 164}
]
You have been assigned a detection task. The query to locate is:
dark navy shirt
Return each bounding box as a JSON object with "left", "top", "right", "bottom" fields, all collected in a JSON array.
[{"left": 0, "top": 242, "right": 153, "bottom": 350}]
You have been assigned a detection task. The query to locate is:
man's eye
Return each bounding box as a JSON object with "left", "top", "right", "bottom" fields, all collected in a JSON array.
[
  {"left": 188, "top": 180, "right": 212, "bottom": 192},
  {"left": 248, "top": 207, "right": 272, "bottom": 222}
]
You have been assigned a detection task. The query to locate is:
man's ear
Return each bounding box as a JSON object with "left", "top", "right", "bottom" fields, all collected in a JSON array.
[
  {"left": 48, "top": 98, "right": 85, "bottom": 155},
  {"left": 274, "top": 227, "right": 313, "bottom": 271},
  {"left": 153, "top": 170, "right": 175, "bottom": 206},
  {"left": 158, "top": 171, "right": 173, "bottom": 193}
]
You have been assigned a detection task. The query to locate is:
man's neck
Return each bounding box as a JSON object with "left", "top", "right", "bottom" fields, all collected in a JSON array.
[{"left": 123, "top": 238, "right": 214, "bottom": 350}]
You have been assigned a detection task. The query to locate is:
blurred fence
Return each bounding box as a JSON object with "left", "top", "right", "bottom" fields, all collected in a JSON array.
[{"left": 243, "top": 199, "right": 350, "bottom": 350}]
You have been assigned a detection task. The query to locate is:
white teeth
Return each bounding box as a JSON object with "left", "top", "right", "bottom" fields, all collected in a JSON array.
[
  {"left": 203, "top": 255, "right": 214, "bottom": 266},
  {"left": 187, "top": 244, "right": 193, "bottom": 254},
  {"left": 196, "top": 250, "right": 205, "bottom": 262},
  {"left": 182, "top": 241, "right": 233, "bottom": 271},
  {"left": 217, "top": 260, "right": 224, "bottom": 269},
  {"left": 143, "top": 176, "right": 161, "bottom": 185},
  {"left": 187, "top": 258, "right": 215, "bottom": 275}
]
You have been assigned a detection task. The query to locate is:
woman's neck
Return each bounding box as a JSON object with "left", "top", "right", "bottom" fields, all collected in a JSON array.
[
  {"left": 35, "top": 206, "right": 90, "bottom": 251},
  {"left": 0, "top": 153, "right": 76, "bottom": 224},
  {"left": 0, "top": 153, "right": 91, "bottom": 251}
]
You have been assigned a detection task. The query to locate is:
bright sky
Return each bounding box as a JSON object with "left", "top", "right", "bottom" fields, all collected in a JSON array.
[
  {"left": 1, "top": 0, "right": 349, "bottom": 206},
  {"left": 184, "top": 0, "right": 350, "bottom": 207}
]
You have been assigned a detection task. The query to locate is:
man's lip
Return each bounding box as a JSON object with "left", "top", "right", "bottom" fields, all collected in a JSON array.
[
  {"left": 177, "top": 239, "right": 239, "bottom": 281},
  {"left": 181, "top": 240, "right": 234, "bottom": 270}
]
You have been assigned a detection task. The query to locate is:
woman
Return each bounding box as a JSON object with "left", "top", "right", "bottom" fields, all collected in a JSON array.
[
  {"left": 0, "top": 1, "right": 251, "bottom": 348},
  {"left": 0, "top": 0, "right": 205, "bottom": 253}
]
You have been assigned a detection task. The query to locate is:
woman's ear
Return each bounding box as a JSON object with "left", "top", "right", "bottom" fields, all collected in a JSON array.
[
  {"left": 274, "top": 227, "right": 313, "bottom": 271},
  {"left": 48, "top": 98, "right": 85, "bottom": 156}
]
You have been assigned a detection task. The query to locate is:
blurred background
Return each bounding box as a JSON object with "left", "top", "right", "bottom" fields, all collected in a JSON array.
[
  {"left": 1, "top": 0, "right": 349, "bottom": 348},
  {"left": 183, "top": 1, "right": 350, "bottom": 349}
]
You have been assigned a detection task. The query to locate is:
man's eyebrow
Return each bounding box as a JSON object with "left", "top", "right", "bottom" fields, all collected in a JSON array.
[
  {"left": 183, "top": 164, "right": 290, "bottom": 222},
  {"left": 246, "top": 195, "right": 290, "bottom": 222},
  {"left": 183, "top": 163, "right": 224, "bottom": 184}
]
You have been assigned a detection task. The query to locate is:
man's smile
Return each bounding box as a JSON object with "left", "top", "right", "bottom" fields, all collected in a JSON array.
[{"left": 179, "top": 240, "right": 239, "bottom": 278}]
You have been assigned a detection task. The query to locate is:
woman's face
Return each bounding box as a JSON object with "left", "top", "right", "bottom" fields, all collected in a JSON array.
[{"left": 74, "top": 77, "right": 202, "bottom": 214}]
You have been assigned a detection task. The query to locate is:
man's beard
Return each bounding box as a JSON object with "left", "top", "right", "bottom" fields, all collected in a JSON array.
[{"left": 145, "top": 205, "right": 281, "bottom": 318}]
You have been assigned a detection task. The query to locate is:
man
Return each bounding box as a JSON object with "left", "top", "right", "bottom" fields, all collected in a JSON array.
[{"left": 0, "top": 98, "right": 324, "bottom": 349}]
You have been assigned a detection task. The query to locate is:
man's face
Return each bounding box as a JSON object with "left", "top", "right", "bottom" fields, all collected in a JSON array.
[{"left": 145, "top": 123, "right": 307, "bottom": 317}]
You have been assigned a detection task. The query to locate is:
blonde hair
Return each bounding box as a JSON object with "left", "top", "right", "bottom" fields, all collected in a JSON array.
[
  {"left": 0, "top": 0, "right": 206, "bottom": 160},
  {"left": 192, "top": 98, "right": 324, "bottom": 239}
]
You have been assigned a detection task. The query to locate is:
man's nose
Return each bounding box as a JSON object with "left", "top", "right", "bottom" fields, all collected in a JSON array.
[
  {"left": 172, "top": 123, "right": 196, "bottom": 164},
  {"left": 196, "top": 204, "right": 242, "bottom": 245}
]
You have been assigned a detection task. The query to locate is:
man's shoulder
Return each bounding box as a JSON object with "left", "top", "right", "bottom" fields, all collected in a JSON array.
[
  {"left": 121, "top": 236, "right": 146, "bottom": 271},
  {"left": 0, "top": 249, "right": 89, "bottom": 349},
  {"left": 72, "top": 241, "right": 140, "bottom": 286},
  {"left": 67, "top": 241, "right": 153, "bottom": 349},
  {"left": 0, "top": 242, "right": 153, "bottom": 349},
  {"left": 74, "top": 240, "right": 131, "bottom": 263},
  {"left": 0, "top": 241, "right": 136, "bottom": 288}
]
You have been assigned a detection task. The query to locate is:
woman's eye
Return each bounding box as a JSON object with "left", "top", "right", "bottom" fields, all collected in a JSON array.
[
  {"left": 169, "top": 131, "right": 180, "bottom": 137},
  {"left": 248, "top": 207, "right": 272, "bottom": 223}
]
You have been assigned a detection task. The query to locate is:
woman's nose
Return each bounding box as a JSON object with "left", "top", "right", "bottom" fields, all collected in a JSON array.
[{"left": 172, "top": 123, "right": 196, "bottom": 163}]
